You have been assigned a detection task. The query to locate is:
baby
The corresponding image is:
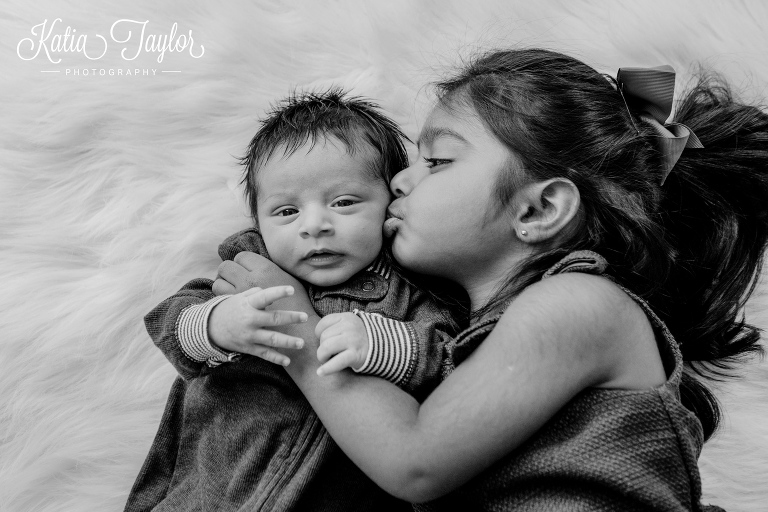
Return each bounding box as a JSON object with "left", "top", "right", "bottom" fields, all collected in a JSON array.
[{"left": 125, "top": 90, "right": 460, "bottom": 512}]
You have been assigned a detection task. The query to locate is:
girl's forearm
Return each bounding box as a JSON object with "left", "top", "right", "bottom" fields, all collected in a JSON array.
[
  {"left": 285, "top": 347, "right": 433, "bottom": 500},
  {"left": 275, "top": 300, "right": 435, "bottom": 500},
  {"left": 275, "top": 274, "right": 622, "bottom": 504}
]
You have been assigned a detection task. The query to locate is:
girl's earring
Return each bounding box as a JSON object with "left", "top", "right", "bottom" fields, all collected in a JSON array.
[{"left": 520, "top": 230, "right": 528, "bottom": 236}]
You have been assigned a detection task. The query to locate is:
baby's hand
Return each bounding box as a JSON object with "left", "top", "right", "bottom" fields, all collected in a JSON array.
[
  {"left": 315, "top": 312, "right": 369, "bottom": 376},
  {"left": 208, "top": 285, "right": 308, "bottom": 366}
]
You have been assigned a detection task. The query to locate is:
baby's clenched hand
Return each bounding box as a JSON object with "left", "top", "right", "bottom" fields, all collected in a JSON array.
[
  {"left": 208, "top": 286, "right": 308, "bottom": 366},
  {"left": 315, "top": 312, "right": 369, "bottom": 376}
]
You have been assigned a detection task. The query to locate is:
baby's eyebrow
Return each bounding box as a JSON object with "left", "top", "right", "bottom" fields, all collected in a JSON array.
[
  {"left": 416, "top": 126, "right": 470, "bottom": 149},
  {"left": 259, "top": 179, "right": 372, "bottom": 203},
  {"left": 260, "top": 191, "right": 290, "bottom": 202}
]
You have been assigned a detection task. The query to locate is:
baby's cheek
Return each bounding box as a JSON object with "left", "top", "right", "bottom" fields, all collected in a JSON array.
[
  {"left": 366, "top": 221, "right": 385, "bottom": 246},
  {"left": 262, "top": 234, "right": 294, "bottom": 271}
]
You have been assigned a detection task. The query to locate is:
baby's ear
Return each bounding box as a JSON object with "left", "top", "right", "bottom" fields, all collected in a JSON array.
[{"left": 513, "top": 178, "right": 580, "bottom": 243}]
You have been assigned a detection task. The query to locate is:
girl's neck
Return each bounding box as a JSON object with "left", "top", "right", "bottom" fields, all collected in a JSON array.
[
  {"left": 461, "top": 259, "right": 524, "bottom": 314},
  {"left": 450, "top": 244, "right": 531, "bottom": 314},
  {"left": 465, "top": 281, "right": 503, "bottom": 314}
]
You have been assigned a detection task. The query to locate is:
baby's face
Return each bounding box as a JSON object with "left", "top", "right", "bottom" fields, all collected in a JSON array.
[{"left": 256, "top": 138, "right": 391, "bottom": 287}]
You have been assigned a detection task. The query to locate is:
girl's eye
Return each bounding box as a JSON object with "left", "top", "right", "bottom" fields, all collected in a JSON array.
[
  {"left": 333, "top": 199, "right": 357, "bottom": 208},
  {"left": 423, "top": 157, "right": 451, "bottom": 169},
  {"left": 276, "top": 208, "right": 298, "bottom": 217}
]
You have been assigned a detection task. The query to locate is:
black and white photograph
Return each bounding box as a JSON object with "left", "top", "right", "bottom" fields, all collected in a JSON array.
[{"left": 1, "top": 1, "right": 767, "bottom": 511}]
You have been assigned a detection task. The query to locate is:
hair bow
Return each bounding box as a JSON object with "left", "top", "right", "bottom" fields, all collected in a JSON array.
[{"left": 616, "top": 65, "right": 704, "bottom": 185}]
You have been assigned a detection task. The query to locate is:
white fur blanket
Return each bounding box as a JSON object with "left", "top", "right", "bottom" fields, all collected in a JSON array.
[{"left": 1, "top": 1, "right": 766, "bottom": 510}]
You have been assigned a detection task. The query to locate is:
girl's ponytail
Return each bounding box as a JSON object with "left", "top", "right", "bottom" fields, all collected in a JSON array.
[{"left": 659, "top": 76, "right": 768, "bottom": 439}]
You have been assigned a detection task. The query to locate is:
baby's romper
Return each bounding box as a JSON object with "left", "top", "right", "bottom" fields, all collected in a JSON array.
[{"left": 125, "top": 228, "right": 461, "bottom": 512}]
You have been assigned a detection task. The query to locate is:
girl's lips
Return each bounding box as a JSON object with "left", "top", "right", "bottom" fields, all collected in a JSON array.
[
  {"left": 383, "top": 217, "right": 401, "bottom": 238},
  {"left": 385, "top": 203, "right": 404, "bottom": 238},
  {"left": 386, "top": 204, "right": 404, "bottom": 220}
]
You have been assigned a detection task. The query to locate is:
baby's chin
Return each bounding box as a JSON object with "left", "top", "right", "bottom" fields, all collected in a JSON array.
[{"left": 299, "top": 266, "right": 363, "bottom": 288}]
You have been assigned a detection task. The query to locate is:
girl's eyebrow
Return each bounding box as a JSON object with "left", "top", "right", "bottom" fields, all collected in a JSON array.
[{"left": 416, "top": 126, "right": 470, "bottom": 149}]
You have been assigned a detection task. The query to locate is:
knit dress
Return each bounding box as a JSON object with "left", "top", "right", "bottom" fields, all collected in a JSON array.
[{"left": 413, "top": 251, "right": 725, "bottom": 512}]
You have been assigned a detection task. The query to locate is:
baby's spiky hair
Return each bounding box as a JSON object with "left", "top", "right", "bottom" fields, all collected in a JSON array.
[{"left": 239, "top": 88, "right": 409, "bottom": 221}]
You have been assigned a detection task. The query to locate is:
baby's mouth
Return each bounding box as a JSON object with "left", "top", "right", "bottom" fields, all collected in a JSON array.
[{"left": 303, "top": 249, "right": 343, "bottom": 260}]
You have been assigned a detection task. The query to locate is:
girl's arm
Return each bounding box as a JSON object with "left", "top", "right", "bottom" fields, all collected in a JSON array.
[{"left": 280, "top": 271, "right": 647, "bottom": 502}]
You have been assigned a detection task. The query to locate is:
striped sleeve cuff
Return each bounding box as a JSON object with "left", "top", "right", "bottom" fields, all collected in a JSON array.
[
  {"left": 352, "top": 310, "right": 415, "bottom": 386},
  {"left": 176, "top": 295, "right": 240, "bottom": 367}
]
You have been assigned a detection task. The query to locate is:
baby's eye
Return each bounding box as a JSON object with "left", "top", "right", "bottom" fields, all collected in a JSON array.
[
  {"left": 423, "top": 157, "right": 452, "bottom": 169},
  {"left": 332, "top": 199, "right": 357, "bottom": 208},
  {"left": 275, "top": 207, "right": 298, "bottom": 217}
]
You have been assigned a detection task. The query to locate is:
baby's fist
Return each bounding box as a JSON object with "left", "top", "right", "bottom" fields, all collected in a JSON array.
[{"left": 315, "top": 312, "right": 369, "bottom": 376}]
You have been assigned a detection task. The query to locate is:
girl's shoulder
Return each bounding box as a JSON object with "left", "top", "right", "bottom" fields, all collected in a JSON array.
[
  {"left": 510, "top": 269, "right": 639, "bottom": 336},
  {"left": 530, "top": 249, "right": 634, "bottom": 338},
  {"left": 501, "top": 265, "right": 666, "bottom": 390}
]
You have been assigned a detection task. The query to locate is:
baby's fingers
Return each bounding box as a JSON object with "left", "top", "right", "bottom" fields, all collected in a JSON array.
[
  {"left": 250, "top": 329, "right": 304, "bottom": 350},
  {"left": 245, "top": 285, "right": 295, "bottom": 310},
  {"left": 317, "top": 350, "right": 358, "bottom": 376},
  {"left": 316, "top": 335, "right": 347, "bottom": 364},
  {"left": 254, "top": 309, "right": 308, "bottom": 328},
  {"left": 250, "top": 346, "right": 292, "bottom": 367}
]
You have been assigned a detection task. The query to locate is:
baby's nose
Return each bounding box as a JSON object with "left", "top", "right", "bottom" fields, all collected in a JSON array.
[{"left": 299, "top": 208, "right": 334, "bottom": 238}]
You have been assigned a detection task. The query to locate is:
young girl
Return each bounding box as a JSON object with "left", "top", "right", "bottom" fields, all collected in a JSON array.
[{"left": 216, "top": 48, "right": 768, "bottom": 510}]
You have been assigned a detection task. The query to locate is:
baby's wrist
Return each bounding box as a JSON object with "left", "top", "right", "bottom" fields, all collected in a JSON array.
[
  {"left": 351, "top": 310, "right": 375, "bottom": 374},
  {"left": 350, "top": 310, "right": 414, "bottom": 386},
  {"left": 206, "top": 301, "right": 244, "bottom": 364},
  {"left": 207, "top": 297, "right": 238, "bottom": 350},
  {"left": 352, "top": 332, "right": 370, "bottom": 371},
  {"left": 177, "top": 295, "right": 240, "bottom": 366},
  {"left": 208, "top": 335, "right": 239, "bottom": 355}
]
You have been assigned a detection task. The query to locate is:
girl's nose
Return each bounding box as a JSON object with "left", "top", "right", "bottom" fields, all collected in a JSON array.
[
  {"left": 300, "top": 206, "right": 334, "bottom": 238},
  {"left": 390, "top": 163, "right": 430, "bottom": 198}
]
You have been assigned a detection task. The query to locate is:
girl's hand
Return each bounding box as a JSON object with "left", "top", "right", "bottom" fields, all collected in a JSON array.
[
  {"left": 208, "top": 285, "right": 308, "bottom": 366},
  {"left": 315, "top": 313, "right": 369, "bottom": 376},
  {"left": 213, "top": 252, "right": 297, "bottom": 295}
]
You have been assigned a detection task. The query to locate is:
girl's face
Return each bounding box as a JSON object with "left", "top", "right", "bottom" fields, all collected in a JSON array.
[{"left": 386, "top": 103, "right": 524, "bottom": 292}]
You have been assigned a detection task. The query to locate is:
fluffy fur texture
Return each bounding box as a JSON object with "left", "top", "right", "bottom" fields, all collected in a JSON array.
[{"left": 1, "top": 1, "right": 766, "bottom": 510}]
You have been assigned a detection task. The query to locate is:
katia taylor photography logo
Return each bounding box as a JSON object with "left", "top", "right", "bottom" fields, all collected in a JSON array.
[{"left": 16, "top": 18, "right": 205, "bottom": 76}]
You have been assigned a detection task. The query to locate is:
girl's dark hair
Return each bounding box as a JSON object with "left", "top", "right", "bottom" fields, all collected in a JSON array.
[
  {"left": 437, "top": 48, "right": 768, "bottom": 440},
  {"left": 239, "top": 88, "right": 409, "bottom": 221}
]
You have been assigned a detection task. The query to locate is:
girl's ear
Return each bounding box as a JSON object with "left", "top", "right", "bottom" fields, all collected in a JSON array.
[{"left": 513, "top": 178, "right": 580, "bottom": 243}]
